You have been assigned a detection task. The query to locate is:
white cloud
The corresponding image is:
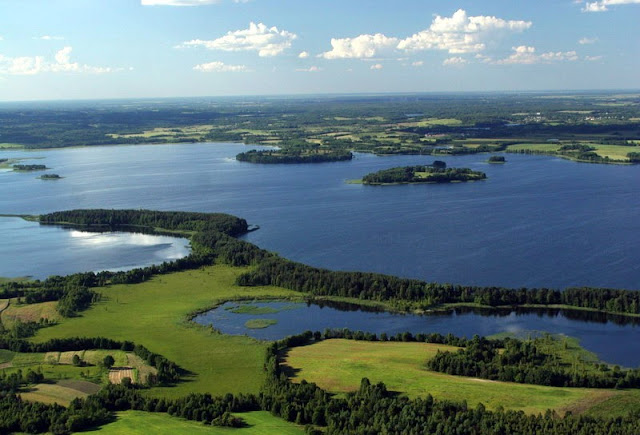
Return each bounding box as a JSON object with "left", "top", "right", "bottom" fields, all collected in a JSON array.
[
  {"left": 585, "top": 55, "right": 603, "bottom": 61},
  {"left": 582, "top": 0, "right": 640, "bottom": 12},
  {"left": 298, "top": 51, "right": 309, "bottom": 59},
  {"left": 398, "top": 9, "right": 531, "bottom": 54},
  {"left": 295, "top": 66, "right": 322, "bottom": 72},
  {"left": 494, "top": 46, "right": 579, "bottom": 65},
  {"left": 370, "top": 63, "right": 383, "bottom": 70},
  {"left": 179, "top": 22, "right": 296, "bottom": 57},
  {"left": 34, "top": 35, "right": 65, "bottom": 41},
  {"left": 578, "top": 37, "right": 598, "bottom": 44},
  {"left": 0, "top": 46, "right": 115, "bottom": 75},
  {"left": 411, "top": 61, "right": 424, "bottom": 67},
  {"left": 443, "top": 56, "right": 467, "bottom": 66},
  {"left": 142, "top": 0, "right": 222, "bottom": 5},
  {"left": 320, "top": 34, "right": 398, "bottom": 59},
  {"left": 193, "top": 61, "right": 248, "bottom": 72}
]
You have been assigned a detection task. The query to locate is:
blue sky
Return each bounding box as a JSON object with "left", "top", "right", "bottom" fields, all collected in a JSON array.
[{"left": 0, "top": 0, "right": 638, "bottom": 101}]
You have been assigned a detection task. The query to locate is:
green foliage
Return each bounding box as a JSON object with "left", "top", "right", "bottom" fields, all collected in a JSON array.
[
  {"left": 102, "top": 355, "right": 115, "bottom": 369},
  {"left": 236, "top": 149, "right": 353, "bottom": 164},
  {"left": 427, "top": 335, "right": 640, "bottom": 389},
  {"left": 237, "top": 257, "right": 640, "bottom": 316},
  {"left": 362, "top": 165, "right": 486, "bottom": 184}
]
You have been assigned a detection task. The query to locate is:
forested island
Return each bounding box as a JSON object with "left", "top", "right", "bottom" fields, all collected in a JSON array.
[
  {"left": 488, "top": 156, "right": 506, "bottom": 163},
  {"left": 360, "top": 165, "right": 486, "bottom": 185},
  {"left": 38, "top": 174, "right": 61, "bottom": 180},
  {"left": 236, "top": 149, "right": 353, "bottom": 164},
  {"left": 12, "top": 164, "right": 48, "bottom": 171}
]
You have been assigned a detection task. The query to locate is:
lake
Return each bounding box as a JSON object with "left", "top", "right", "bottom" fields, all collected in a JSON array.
[
  {"left": 194, "top": 300, "right": 640, "bottom": 367},
  {"left": 0, "top": 217, "right": 190, "bottom": 280},
  {"left": 0, "top": 142, "right": 638, "bottom": 289}
]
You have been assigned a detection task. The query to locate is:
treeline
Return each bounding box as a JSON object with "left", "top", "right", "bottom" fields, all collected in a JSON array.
[
  {"left": 0, "top": 336, "right": 181, "bottom": 385},
  {"left": 236, "top": 149, "right": 353, "bottom": 164},
  {"left": 1, "top": 210, "right": 260, "bottom": 318},
  {"left": 39, "top": 209, "right": 249, "bottom": 236},
  {"left": 259, "top": 331, "right": 640, "bottom": 434},
  {"left": 0, "top": 383, "right": 259, "bottom": 434},
  {"left": 362, "top": 165, "right": 486, "bottom": 184},
  {"left": 13, "top": 164, "right": 48, "bottom": 171},
  {"left": 427, "top": 335, "right": 640, "bottom": 389},
  {"left": 237, "top": 257, "right": 640, "bottom": 315}
]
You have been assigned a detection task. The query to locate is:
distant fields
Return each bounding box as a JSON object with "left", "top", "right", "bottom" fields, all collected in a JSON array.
[
  {"left": 97, "top": 411, "right": 304, "bottom": 434},
  {"left": 506, "top": 142, "right": 640, "bottom": 161},
  {"left": 33, "top": 264, "right": 301, "bottom": 399},
  {"left": 282, "top": 339, "right": 634, "bottom": 416}
]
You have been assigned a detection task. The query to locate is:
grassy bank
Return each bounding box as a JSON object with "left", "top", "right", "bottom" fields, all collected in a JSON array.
[{"left": 32, "top": 264, "right": 301, "bottom": 399}]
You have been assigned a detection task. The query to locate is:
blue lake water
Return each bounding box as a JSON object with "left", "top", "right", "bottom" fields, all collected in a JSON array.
[
  {"left": 0, "top": 142, "right": 638, "bottom": 289},
  {"left": 2, "top": 142, "right": 639, "bottom": 363},
  {"left": 194, "top": 301, "right": 640, "bottom": 367},
  {"left": 0, "top": 217, "right": 190, "bottom": 280}
]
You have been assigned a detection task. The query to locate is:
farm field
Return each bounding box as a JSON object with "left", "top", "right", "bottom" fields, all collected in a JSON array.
[
  {"left": 32, "top": 264, "right": 301, "bottom": 399},
  {"left": 19, "top": 380, "right": 99, "bottom": 406},
  {"left": 506, "top": 142, "right": 640, "bottom": 161},
  {"left": 282, "top": 339, "right": 633, "bottom": 416},
  {"left": 97, "top": 411, "right": 304, "bottom": 434}
]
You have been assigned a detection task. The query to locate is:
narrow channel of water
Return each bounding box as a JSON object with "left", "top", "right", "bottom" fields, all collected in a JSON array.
[{"left": 194, "top": 301, "right": 640, "bottom": 367}]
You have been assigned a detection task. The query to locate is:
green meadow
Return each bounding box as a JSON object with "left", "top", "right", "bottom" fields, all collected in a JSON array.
[
  {"left": 96, "top": 411, "right": 304, "bottom": 435},
  {"left": 282, "top": 339, "right": 632, "bottom": 416},
  {"left": 32, "top": 264, "right": 301, "bottom": 399}
]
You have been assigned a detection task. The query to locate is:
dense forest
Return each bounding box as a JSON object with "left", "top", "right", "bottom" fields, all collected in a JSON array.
[
  {"left": 12, "top": 164, "right": 48, "bottom": 171},
  {"left": 361, "top": 165, "right": 486, "bottom": 184},
  {"left": 427, "top": 335, "right": 640, "bottom": 389},
  {"left": 237, "top": 257, "right": 640, "bottom": 315},
  {"left": 236, "top": 149, "right": 353, "bottom": 164}
]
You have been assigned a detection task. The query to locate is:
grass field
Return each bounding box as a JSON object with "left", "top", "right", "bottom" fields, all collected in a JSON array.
[
  {"left": 506, "top": 142, "right": 640, "bottom": 161},
  {"left": 33, "top": 264, "right": 300, "bottom": 399},
  {"left": 108, "top": 125, "right": 213, "bottom": 140},
  {"left": 1, "top": 300, "right": 60, "bottom": 327},
  {"left": 96, "top": 411, "right": 304, "bottom": 434},
  {"left": 283, "top": 339, "right": 628, "bottom": 416},
  {"left": 20, "top": 382, "right": 95, "bottom": 406}
]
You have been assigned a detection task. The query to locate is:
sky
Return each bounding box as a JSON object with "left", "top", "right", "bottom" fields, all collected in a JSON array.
[{"left": 0, "top": 0, "right": 638, "bottom": 101}]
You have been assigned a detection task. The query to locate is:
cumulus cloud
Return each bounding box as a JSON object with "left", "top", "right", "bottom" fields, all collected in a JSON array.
[
  {"left": 578, "top": 37, "right": 598, "bottom": 44},
  {"left": 585, "top": 55, "right": 603, "bottom": 61},
  {"left": 320, "top": 34, "right": 398, "bottom": 59},
  {"left": 412, "top": 61, "right": 424, "bottom": 67},
  {"left": 142, "top": 0, "right": 222, "bottom": 5},
  {"left": 0, "top": 46, "right": 115, "bottom": 75},
  {"left": 179, "top": 22, "right": 296, "bottom": 57},
  {"left": 494, "top": 46, "right": 578, "bottom": 65},
  {"left": 320, "top": 9, "right": 531, "bottom": 60},
  {"left": 398, "top": 9, "right": 531, "bottom": 54},
  {"left": 370, "top": 63, "right": 383, "bottom": 70},
  {"left": 443, "top": 56, "right": 467, "bottom": 66},
  {"left": 295, "top": 66, "right": 322, "bottom": 72},
  {"left": 581, "top": 0, "right": 640, "bottom": 12},
  {"left": 193, "top": 61, "right": 248, "bottom": 72},
  {"left": 298, "top": 51, "right": 309, "bottom": 58}
]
